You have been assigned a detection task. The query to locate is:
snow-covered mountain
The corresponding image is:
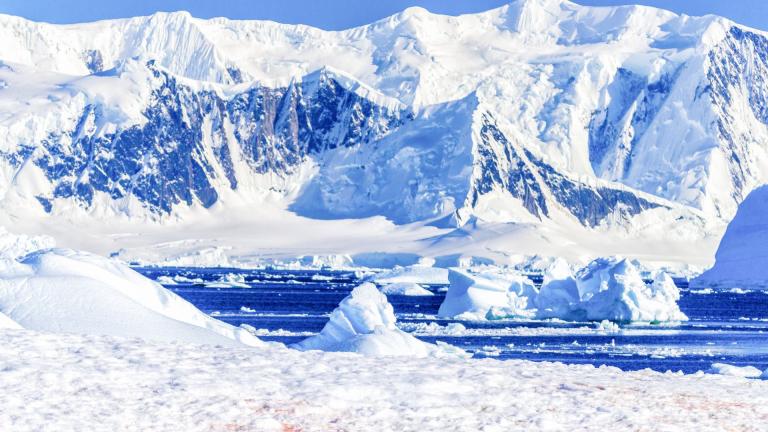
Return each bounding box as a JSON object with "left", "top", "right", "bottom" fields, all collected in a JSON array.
[{"left": 0, "top": 0, "right": 766, "bottom": 264}]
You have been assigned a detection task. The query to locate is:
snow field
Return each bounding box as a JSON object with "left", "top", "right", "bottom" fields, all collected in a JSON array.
[{"left": 0, "top": 329, "right": 766, "bottom": 431}]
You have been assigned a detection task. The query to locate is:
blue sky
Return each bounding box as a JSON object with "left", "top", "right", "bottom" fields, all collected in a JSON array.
[{"left": 0, "top": 0, "right": 766, "bottom": 31}]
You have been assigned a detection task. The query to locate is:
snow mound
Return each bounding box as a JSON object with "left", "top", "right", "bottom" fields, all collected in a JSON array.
[
  {"left": 708, "top": 363, "right": 764, "bottom": 378},
  {"left": 369, "top": 265, "right": 449, "bottom": 285},
  {"left": 538, "top": 257, "right": 687, "bottom": 322},
  {"left": 379, "top": 282, "right": 434, "bottom": 296},
  {"left": 438, "top": 269, "right": 538, "bottom": 320},
  {"left": 0, "top": 248, "right": 263, "bottom": 346},
  {"left": 693, "top": 185, "right": 768, "bottom": 289},
  {"left": 294, "top": 283, "right": 461, "bottom": 357}
]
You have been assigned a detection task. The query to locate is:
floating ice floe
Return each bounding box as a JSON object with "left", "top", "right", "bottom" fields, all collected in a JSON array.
[
  {"left": 0, "top": 248, "right": 263, "bottom": 347},
  {"left": 438, "top": 257, "right": 686, "bottom": 323},
  {"left": 708, "top": 363, "right": 764, "bottom": 379},
  {"left": 379, "top": 282, "right": 434, "bottom": 296},
  {"left": 368, "top": 265, "right": 449, "bottom": 285},
  {"left": 294, "top": 283, "right": 464, "bottom": 357},
  {"left": 438, "top": 268, "right": 538, "bottom": 320},
  {"left": 205, "top": 273, "right": 250, "bottom": 288},
  {"left": 156, "top": 275, "right": 178, "bottom": 285}
]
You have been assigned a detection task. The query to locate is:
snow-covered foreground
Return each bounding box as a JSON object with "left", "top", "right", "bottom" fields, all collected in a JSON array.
[{"left": 1, "top": 329, "right": 766, "bottom": 432}]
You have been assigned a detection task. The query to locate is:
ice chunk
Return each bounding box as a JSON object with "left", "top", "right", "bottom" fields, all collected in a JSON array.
[
  {"left": 438, "top": 269, "right": 538, "bottom": 320},
  {"left": 294, "top": 283, "right": 463, "bottom": 357},
  {"left": 0, "top": 249, "right": 263, "bottom": 347},
  {"left": 369, "top": 265, "right": 449, "bottom": 285},
  {"left": 537, "top": 257, "right": 687, "bottom": 322},
  {"left": 379, "top": 282, "right": 434, "bottom": 296},
  {"left": 708, "top": 363, "right": 764, "bottom": 378},
  {"left": 205, "top": 273, "right": 250, "bottom": 288}
]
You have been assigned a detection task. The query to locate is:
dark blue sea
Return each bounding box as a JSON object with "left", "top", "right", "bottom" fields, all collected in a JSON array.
[{"left": 135, "top": 266, "right": 768, "bottom": 374}]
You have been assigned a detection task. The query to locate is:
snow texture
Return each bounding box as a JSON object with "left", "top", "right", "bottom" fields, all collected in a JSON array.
[
  {"left": 0, "top": 248, "right": 263, "bottom": 346},
  {"left": 0, "top": 329, "right": 766, "bottom": 431}
]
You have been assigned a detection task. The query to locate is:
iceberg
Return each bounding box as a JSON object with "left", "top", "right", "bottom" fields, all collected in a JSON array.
[
  {"left": 0, "top": 248, "right": 263, "bottom": 347},
  {"left": 708, "top": 363, "right": 764, "bottom": 379},
  {"left": 438, "top": 258, "right": 686, "bottom": 323},
  {"left": 294, "top": 283, "right": 462, "bottom": 357},
  {"left": 693, "top": 185, "right": 768, "bottom": 289},
  {"left": 437, "top": 269, "right": 538, "bottom": 320},
  {"left": 379, "top": 282, "right": 434, "bottom": 296},
  {"left": 369, "top": 266, "right": 449, "bottom": 285},
  {"left": 537, "top": 257, "right": 687, "bottom": 322}
]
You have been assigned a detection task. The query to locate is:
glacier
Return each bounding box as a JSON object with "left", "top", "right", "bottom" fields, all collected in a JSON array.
[{"left": 0, "top": 0, "right": 766, "bottom": 266}]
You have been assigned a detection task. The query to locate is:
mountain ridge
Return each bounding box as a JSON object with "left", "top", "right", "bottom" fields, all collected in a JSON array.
[{"left": 0, "top": 0, "right": 765, "bottom": 266}]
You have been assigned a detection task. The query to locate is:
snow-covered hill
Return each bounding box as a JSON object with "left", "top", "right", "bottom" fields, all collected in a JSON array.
[{"left": 0, "top": 0, "right": 766, "bottom": 265}]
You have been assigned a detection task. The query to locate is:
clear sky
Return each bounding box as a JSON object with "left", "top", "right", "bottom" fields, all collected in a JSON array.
[{"left": 0, "top": 0, "right": 766, "bottom": 31}]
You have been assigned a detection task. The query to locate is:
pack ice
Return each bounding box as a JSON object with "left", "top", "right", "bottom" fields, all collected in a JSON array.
[
  {"left": 294, "top": 283, "right": 462, "bottom": 357},
  {"left": 0, "top": 248, "right": 263, "bottom": 346},
  {"left": 438, "top": 258, "right": 687, "bottom": 322}
]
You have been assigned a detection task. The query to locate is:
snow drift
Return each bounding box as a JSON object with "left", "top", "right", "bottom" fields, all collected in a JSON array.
[
  {"left": 294, "top": 283, "right": 460, "bottom": 357},
  {"left": 693, "top": 185, "right": 768, "bottom": 289},
  {"left": 438, "top": 258, "right": 686, "bottom": 323},
  {"left": 0, "top": 248, "right": 263, "bottom": 346}
]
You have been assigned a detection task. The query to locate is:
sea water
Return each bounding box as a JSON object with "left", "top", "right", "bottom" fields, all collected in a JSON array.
[{"left": 136, "top": 267, "right": 768, "bottom": 374}]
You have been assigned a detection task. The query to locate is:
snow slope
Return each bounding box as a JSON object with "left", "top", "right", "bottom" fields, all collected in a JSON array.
[
  {"left": 0, "top": 329, "right": 766, "bottom": 431},
  {"left": 0, "top": 248, "right": 262, "bottom": 346},
  {"left": 693, "top": 185, "right": 768, "bottom": 288},
  {"left": 2, "top": 0, "right": 768, "bottom": 265}
]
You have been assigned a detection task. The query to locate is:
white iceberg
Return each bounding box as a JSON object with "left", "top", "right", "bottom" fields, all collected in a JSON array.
[
  {"left": 369, "top": 265, "right": 448, "bottom": 285},
  {"left": 0, "top": 249, "right": 263, "bottom": 347},
  {"left": 438, "top": 258, "right": 686, "bottom": 323},
  {"left": 437, "top": 269, "right": 538, "bottom": 320},
  {"left": 294, "top": 283, "right": 462, "bottom": 357},
  {"left": 537, "top": 257, "right": 687, "bottom": 322},
  {"left": 379, "top": 282, "right": 434, "bottom": 296},
  {"left": 693, "top": 185, "right": 768, "bottom": 289},
  {"left": 708, "top": 363, "right": 764, "bottom": 378}
]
